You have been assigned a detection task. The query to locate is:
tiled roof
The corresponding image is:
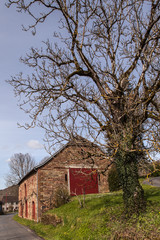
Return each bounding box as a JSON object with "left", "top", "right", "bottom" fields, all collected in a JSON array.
[
  {"left": 2, "top": 195, "right": 18, "bottom": 204},
  {"left": 18, "top": 136, "right": 102, "bottom": 185}
]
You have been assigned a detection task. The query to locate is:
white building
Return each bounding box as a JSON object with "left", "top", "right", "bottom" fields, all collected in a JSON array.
[{"left": 2, "top": 196, "right": 18, "bottom": 212}]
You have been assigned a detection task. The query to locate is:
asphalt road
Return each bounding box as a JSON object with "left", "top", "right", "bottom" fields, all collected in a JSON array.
[
  {"left": 0, "top": 213, "right": 43, "bottom": 240},
  {"left": 143, "top": 176, "right": 160, "bottom": 187}
]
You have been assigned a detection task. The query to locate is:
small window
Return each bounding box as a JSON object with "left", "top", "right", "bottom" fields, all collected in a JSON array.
[{"left": 65, "top": 174, "right": 68, "bottom": 182}]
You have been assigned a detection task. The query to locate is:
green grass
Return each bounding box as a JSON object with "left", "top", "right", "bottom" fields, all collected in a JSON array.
[{"left": 13, "top": 184, "right": 160, "bottom": 240}]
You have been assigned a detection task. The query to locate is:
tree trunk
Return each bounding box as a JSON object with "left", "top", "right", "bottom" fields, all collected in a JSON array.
[{"left": 115, "top": 150, "right": 146, "bottom": 216}]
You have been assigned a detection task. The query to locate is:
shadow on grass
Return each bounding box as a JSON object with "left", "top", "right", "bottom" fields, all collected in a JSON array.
[
  {"left": 87, "top": 194, "right": 123, "bottom": 212},
  {"left": 144, "top": 187, "right": 160, "bottom": 199}
]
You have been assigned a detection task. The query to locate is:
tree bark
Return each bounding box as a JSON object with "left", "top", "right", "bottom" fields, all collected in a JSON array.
[{"left": 115, "top": 150, "right": 146, "bottom": 216}]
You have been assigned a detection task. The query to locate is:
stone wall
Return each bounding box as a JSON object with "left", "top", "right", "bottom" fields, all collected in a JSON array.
[
  {"left": 19, "top": 140, "right": 110, "bottom": 221},
  {"left": 19, "top": 172, "right": 38, "bottom": 221},
  {"left": 38, "top": 144, "right": 109, "bottom": 218}
]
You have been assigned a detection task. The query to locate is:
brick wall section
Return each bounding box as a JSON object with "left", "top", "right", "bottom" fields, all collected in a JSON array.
[
  {"left": 19, "top": 140, "right": 110, "bottom": 221},
  {"left": 19, "top": 173, "right": 38, "bottom": 221}
]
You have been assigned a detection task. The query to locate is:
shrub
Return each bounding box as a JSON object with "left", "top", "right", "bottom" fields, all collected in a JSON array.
[
  {"left": 108, "top": 164, "right": 121, "bottom": 192},
  {"left": 53, "top": 186, "right": 70, "bottom": 208},
  {"left": 148, "top": 161, "right": 160, "bottom": 177},
  {"left": 150, "top": 170, "right": 160, "bottom": 177}
]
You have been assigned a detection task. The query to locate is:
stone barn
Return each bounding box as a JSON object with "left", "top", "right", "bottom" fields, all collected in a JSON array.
[{"left": 18, "top": 137, "right": 109, "bottom": 222}]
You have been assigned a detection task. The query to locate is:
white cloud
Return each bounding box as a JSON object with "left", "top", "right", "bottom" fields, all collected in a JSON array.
[
  {"left": 6, "top": 158, "right": 11, "bottom": 162},
  {"left": 27, "top": 140, "right": 43, "bottom": 150}
]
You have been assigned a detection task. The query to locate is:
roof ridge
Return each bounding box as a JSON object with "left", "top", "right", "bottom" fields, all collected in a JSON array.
[{"left": 18, "top": 136, "right": 100, "bottom": 185}]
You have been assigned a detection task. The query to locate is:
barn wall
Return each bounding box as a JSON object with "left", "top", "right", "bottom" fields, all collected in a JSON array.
[
  {"left": 38, "top": 167, "right": 68, "bottom": 217},
  {"left": 19, "top": 143, "right": 110, "bottom": 221},
  {"left": 19, "top": 172, "right": 38, "bottom": 221},
  {"left": 38, "top": 144, "right": 109, "bottom": 217}
]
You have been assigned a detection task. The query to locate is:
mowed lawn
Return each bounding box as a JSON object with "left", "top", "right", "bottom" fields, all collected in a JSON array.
[{"left": 13, "top": 183, "right": 160, "bottom": 240}]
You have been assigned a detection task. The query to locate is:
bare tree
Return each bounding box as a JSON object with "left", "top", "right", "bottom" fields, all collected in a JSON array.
[
  {"left": 5, "top": 153, "right": 36, "bottom": 186},
  {"left": 7, "top": 0, "right": 160, "bottom": 215}
]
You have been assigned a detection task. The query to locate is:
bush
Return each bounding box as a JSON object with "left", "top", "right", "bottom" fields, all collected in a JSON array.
[
  {"left": 148, "top": 161, "right": 160, "bottom": 177},
  {"left": 150, "top": 170, "right": 160, "bottom": 177},
  {"left": 53, "top": 186, "right": 70, "bottom": 208},
  {"left": 108, "top": 164, "right": 121, "bottom": 192}
]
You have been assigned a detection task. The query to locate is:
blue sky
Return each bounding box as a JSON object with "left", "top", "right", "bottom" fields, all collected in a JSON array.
[
  {"left": 1, "top": 2, "right": 159, "bottom": 190},
  {"left": 0, "top": 1, "right": 57, "bottom": 189}
]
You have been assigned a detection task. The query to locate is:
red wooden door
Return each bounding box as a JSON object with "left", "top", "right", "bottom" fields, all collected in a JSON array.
[
  {"left": 32, "top": 201, "right": 35, "bottom": 220},
  {"left": 69, "top": 168, "right": 98, "bottom": 196}
]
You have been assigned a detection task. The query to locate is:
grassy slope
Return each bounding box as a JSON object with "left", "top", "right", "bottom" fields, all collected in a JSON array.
[{"left": 13, "top": 184, "right": 160, "bottom": 240}]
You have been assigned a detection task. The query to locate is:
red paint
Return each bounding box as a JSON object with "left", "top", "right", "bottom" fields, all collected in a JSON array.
[
  {"left": 25, "top": 184, "right": 27, "bottom": 197},
  {"left": 69, "top": 168, "right": 98, "bottom": 196},
  {"left": 32, "top": 201, "right": 35, "bottom": 220},
  {"left": 20, "top": 203, "right": 23, "bottom": 217},
  {"left": 25, "top": 200, "right": 28, "bottom": 218}
]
